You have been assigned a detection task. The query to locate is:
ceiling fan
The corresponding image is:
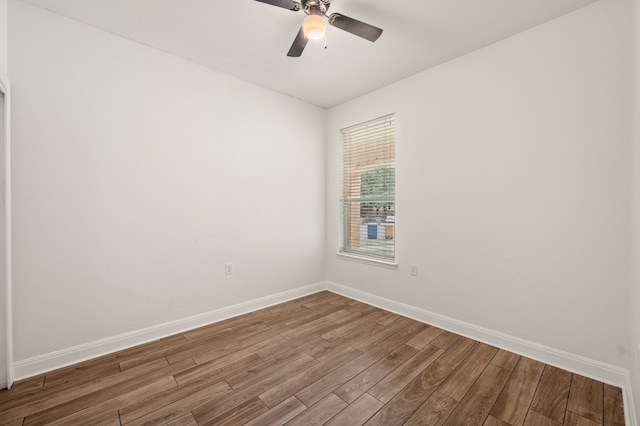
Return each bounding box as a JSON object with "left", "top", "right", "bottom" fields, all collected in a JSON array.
[{"left": 254, "top": 0, "right": 383, "bottom": 57}]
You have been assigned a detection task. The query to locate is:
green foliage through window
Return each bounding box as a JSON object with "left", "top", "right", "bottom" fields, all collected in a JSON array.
[{"left": 360, "top": 166, "right": 395, "bottom": 221}]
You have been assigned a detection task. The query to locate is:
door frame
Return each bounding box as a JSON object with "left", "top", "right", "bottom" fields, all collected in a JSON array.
[{"left": 0, "top": 69, "right": 13, "bottom": 389}]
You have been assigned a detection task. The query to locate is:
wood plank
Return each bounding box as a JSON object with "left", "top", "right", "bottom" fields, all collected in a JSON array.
[
  {"left": 333, "top": 305, "right": 379, "bottom": 326},
  {"left": 0, "top": 376, "right": 44, "bottom": 398},
  {"left": 442, "top": 364, "right": 510, "bottom": 426},
  {"left": 196, "top": 312, "right": 260, "bottom": 333},
  {"left": 244, "top": 396, "right": 307, "bottom": 426},
  {"left": 164, "top": 413, "right": 199, "bottom": 426},
  {"left": 490, "top": 356, "right": 545, "bottom": 425},
  {"left": 117, "top": 336, "right": 194, "bottom": 371},
  {"left": 259, "top": 346, "right": 362, "bottom": 408},
  {"left": 125, "top": 380, "right": 232, "bottom": 426},
  {"left": 350, "top": 316, "right": 416, "bottom": 352},
  {"left": 66, "top": 411, "right": 120, "bottom": 426},
  {"left": 112, "top": 334, "right": 195, "bottom": 366},
  {"left": 429, "top": 331, "right": 460, "bottom": 351},
  {"left": 301, "top": 336, "right": 352, "bottom": 361},
  {"left": 368, "top": 344, "right": 444, "bottom": 404},
  {"left": 437, "top": 343, "right": 498, "bottom": 401},
  {"left": 253, "top": 334, "right": 321, "bottom": 362},
  {"left": 295, "top": 345, "right": 389, "bottom": 407},
  {"left": 376, "top": 321, "right": 428, "bottom": 351},
  {"left": 173, "top": 353, "right": 263, "bottom": 386},
  {"left": 199, "top": 397, "right": 268, "bottom": 426},
  {"left": 166, "top": 324, "right": 283, "bottom": 365},
  {"left": 188, "top": 332, "right": 286, "bottom": 365},
  {"left": 192, "top": 354, "right": 318, "bottom": 425},
  {"left": 0, "top": 359, "right": 119, "bottom": 409},
  {"left": 523, "top": 410, "right": 563, "bottom": 426},
  {"left": 42, "top": 376, "right": 177, "bottom": 426},
  {"left": 226, "top": 353, "right": 316, "bottom": 390},
  {"left": 0, "top": 358, "right": 187, "bottom": 423},
  {"left": 604, "top": 383, "right": 625, "bottom": 426},
  {"left": 280, "top": 309, "right": 353, "bottom": 342},
  {"left": 181, "top": 326, "right": 235, "bottom": 345},
  {"left": 404, "top": 391, "right": 457, "bottom": 425},
  {"left": 343, "top": 300, "right": 372, "bottom": 313},
  {"left": 376, "top": 312, "right": 402, "bottom": 326},
  {"left": 43, "top": 358, "right": 121, "bottom": 389},
  {"left": 334, "top": 344, "right": 418, "bottom": 404},
  {"left": 285, "top": 393, "right": 348, "bottom": 426},
  {"left": 435, "top": 336, "right": 477, "bottom": 370},
  {"left": 491, "top": 350, "right": 521, "bottom": 371},
  {"left": 405, "top": 325, "right": 444, "bottom": 350},
  {"left": 119, "top": 357, "right": 257, "bottom": 423},
  {"left": 204, "top": 334, "right": 291, "bottom": 368},
  {"left": 364, "top": 361, "right": 453, "bottom": 425},
  {"left": 261, "top": 307, "right": 308, "bottom": 328},
  {"left": 530, "top": 365, "right": 572, "bottom": 423},
  {"left": 283, "top": 304, "right": 350, "bottom": 329},
  {"left": 300, "top": 292, "right": 338, "bottom": 308},
  {"left": 325, "top": 393, "right": 383, "bottom": 426},
  {"left": 320, "top": 309, "right": 388, "bottom": 341},
  {"left": 483, "top": 415, "right": 512, "bottom": 426},
  {"left": 22, "top": 359, "right": 195, "bottom": 426},
  {"left": 1, "top": 419, "right": 25, "bottom": 426},
  {"left": 564, "top": 411, "right": 601, "bottom": 426},
  {"left": 328, "top": 296, "right": 354, "bottom": 307},
  {"left": 566, "top": 375, "right": 603, "bottom": 424}
]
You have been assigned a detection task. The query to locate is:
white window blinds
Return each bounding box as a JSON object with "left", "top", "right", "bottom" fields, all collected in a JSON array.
[{"left": 340, "top": 114, "right": 396, "bottom": 261}]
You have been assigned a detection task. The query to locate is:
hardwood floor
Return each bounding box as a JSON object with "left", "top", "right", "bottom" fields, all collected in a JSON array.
[{"left": 0, "top": 291, "right": 626, "bottom": 425}]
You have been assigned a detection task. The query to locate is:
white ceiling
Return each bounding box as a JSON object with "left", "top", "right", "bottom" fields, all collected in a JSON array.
[{"left": 18, "top": 0, "right": 598, "bottom": 108}]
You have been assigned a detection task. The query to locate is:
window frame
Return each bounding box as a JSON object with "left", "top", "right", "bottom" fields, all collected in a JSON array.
[{"left": 339, "top": 114, "right": 396, "bottom": 266}]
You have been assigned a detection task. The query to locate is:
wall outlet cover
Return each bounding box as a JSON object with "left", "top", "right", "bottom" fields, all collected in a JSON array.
[{"left": 410, "top": 264, "right": 418, "bottom": 276}]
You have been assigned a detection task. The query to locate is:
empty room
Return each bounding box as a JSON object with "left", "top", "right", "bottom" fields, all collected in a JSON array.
[{"left": 0, "top": 0, "right": 639, "bottom": 424}]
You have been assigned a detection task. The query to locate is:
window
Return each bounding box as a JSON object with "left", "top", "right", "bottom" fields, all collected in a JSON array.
[{"left": 340, "top": 114, "right": 396, "bottom": 262}]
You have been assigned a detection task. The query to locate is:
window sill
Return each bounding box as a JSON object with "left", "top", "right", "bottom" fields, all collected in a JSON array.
[{"left": 336, "top": 253, "right": 398, "bottom": 270}]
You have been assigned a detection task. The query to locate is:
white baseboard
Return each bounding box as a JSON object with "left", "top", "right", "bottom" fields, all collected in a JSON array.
[
  {"left": 625, "top": 374, "right": 638, "bottom": 426},
  {"left": 324, "top": 281, "right": 637, "bottom": 426},
  {"left": 10, "top": 280, "right": 637, "bottom": 425},
  {"left": 13, "top": 282, "right": 325, "bottom": 381}
]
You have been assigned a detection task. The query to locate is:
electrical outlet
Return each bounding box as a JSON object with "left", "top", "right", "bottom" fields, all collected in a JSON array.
[
  {"left": 410, "top": 264, "right": 418, "bottom": 276},
  {"left": 225, "top": 263, "right": 233, "bottom": 275}
]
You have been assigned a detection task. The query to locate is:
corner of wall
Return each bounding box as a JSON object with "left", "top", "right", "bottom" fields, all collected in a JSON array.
[
  {"left": 0, "top": 0, "right": 6, "bottom": 78},
  {"left": 326, "top": 281, "right": 638, "bottom": 425},
  {"left": 629, "top": 0, "right": 640, "bottom": 422}
]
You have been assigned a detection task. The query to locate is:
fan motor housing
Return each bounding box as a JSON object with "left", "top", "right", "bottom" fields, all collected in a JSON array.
[{"left": 300, "top": 0, "right": 330, "bottom": 15}]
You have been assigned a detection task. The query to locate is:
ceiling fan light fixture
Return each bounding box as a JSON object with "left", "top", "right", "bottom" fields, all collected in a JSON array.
[{"left": 302, "top": 14, "right": 326, "bottom": 40}]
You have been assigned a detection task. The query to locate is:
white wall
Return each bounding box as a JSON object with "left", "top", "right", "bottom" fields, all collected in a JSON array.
[
  {"left": 8, "top": 0, "right": 326, "bottom": 361},
  {"left": 630, "top": 0, "right": 640, "bottom": 417},
  {"left": 0, "top": 0, "right": 7, "bottom": 390},
  {"left": 6, "top": 0, "right": 637, "bottom": 412},
  {"left": 327, "top": 0, "right": 633, "bottom": 368},
  {"left": 0, "top": 0, "right": 6, "bottom": 76}
]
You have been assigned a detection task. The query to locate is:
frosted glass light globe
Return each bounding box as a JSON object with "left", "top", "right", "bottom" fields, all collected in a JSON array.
[{"left": 303, "top": 15, "right": 326, "bottom": 40}]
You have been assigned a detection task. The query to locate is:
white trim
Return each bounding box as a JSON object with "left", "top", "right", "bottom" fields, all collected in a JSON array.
[
  {"left": 10, "top": 280, "right": 637, "bottom": 424},
  {"left": 13, "top": 283, "right": 325, "bottom": 380},
  {"left": 625, "top": 373, "right": 638, "bottom": 426},
  {"left": 336, "top": 253, "right": 398, "bottom": 269},
  {"left": 324, "top": 281, "right": 636, "bottom": 425},
  {"left": 0, "top": 72, "right": 11, "bottom": 390}
]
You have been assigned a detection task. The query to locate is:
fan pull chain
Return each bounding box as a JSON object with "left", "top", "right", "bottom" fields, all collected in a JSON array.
[{"left": 324, "top": 35, "right": 328, "bottom": 49}]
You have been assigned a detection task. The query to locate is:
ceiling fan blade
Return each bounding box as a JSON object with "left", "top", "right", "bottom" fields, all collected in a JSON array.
[
  {"left": 287, "top": 27, "right": 308, "bottom": 57},
  {"left": 254, "top": 0, "right": 300, "bottom": 11},
  {"left": 328, "top": 13, "right": 383, "bottom": 42}
]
